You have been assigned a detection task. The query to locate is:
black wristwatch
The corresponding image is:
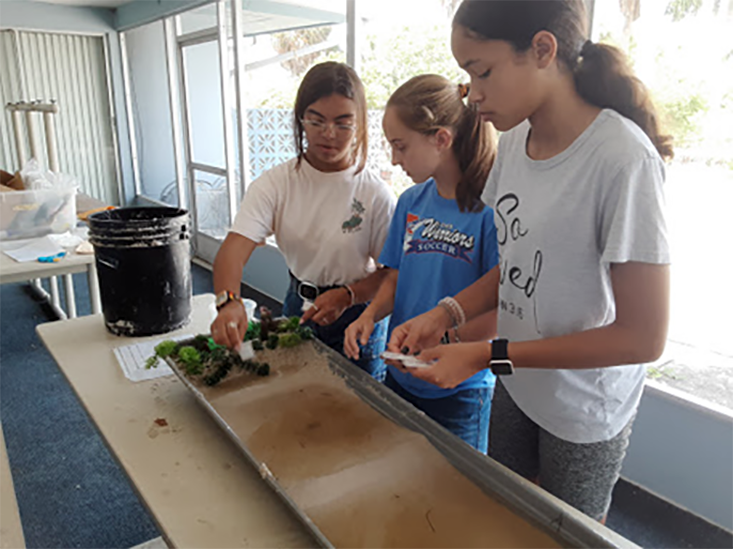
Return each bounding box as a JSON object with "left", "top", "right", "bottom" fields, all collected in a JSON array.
[{"left": 489, "top": 338, "right": 514, "bottom": 376}]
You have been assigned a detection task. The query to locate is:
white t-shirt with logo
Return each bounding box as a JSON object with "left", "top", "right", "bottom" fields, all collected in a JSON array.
[
  {"left": 230, "top": 158, "right": 396, "bottom": 287},
  {"left": 482, "top": 109, "right": 671, "bottom": 444}
]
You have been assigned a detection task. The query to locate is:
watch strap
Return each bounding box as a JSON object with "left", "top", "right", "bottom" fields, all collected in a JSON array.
[
  {"left": 490, "top": 338, "right": 513, "bottom": 375},
  {"left": 216, "top": 290, "right": 241, "bottom": 311},
  {"left": 491, "top": 338, "right": 509, "bottom": 360}
]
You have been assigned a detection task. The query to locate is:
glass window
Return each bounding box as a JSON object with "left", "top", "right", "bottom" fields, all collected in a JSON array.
[
  {"left": 182, "top": 39, "right": 227, "bottom": 169},
  {"left": 193, "top": 168, "right": 230, "bottom": 239},
  {"left": 359, "top": 0, "right": 465, "bottom": 197},
  {"left": 241, "top": 22, "right": 347, "bottom": 184},
  {"left": 123, "top": 21, "right": 179, "bottom": 206},
  {"left": 178, "top": 3, "right": 218, "bottom": 35},
  {"left": 593, "top": 0, "right": 733, "bottom": 410}
]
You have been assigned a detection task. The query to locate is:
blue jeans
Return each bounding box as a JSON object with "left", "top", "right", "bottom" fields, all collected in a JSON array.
[
  {"left": 385, "top": 372, "right": 493, "bottom": 453},
  {"left": 282, "top": 287, "right": 388, "bottom": 381}
]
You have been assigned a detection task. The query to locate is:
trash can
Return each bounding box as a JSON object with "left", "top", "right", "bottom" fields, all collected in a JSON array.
[{"left": 88, "top": 207, "right": 192, "bottom": 336}]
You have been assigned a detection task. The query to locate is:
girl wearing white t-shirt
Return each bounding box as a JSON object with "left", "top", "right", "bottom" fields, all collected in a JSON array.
[
  {"left": 212, "top": 62, "right": 396, "bottom": 380},
  {"left": 388, "top": 0, "right": 672, "bottom": 521}
]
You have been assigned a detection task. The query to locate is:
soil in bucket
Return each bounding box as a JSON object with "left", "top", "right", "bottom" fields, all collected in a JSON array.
[{"left": 88, "top": 206, "right": 192, "bottom": 337}]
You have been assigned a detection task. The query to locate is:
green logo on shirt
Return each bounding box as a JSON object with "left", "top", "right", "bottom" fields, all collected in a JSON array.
[{"left": 342, "top": 198, "right": 365, "bottom": 233}]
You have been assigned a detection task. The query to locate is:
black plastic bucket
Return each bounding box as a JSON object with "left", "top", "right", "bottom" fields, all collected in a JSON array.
[{"left": 88, "top": 207, "right": 192, "bottom": 337}]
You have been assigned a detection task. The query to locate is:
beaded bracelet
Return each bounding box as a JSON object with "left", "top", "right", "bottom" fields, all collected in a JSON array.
[
  {"left": 437, "top": 302, "right": 454, "bottom": 328},
  {"left": 438, "top": 296, "right": 467, "bottom": 328}
]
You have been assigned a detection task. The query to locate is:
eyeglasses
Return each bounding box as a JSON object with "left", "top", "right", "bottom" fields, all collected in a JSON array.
[{"left": 301, "top": 118, "right": 357, "bottom": 136}]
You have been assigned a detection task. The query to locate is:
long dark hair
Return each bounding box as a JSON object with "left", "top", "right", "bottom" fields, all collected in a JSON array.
[
  {"left": 293, "top": 62, "right": 369, "bottom": 173},
  {"left": 387, "top": 74, "right": 496, "bottom": 212},
  {"left": 453, "top": 0, "right": 674, "bottom": 160}
]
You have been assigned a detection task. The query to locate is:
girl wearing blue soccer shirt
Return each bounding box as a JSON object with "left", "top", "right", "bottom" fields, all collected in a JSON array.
[{"left": 344, "top": 74, "right": 499, "bottom": 453}]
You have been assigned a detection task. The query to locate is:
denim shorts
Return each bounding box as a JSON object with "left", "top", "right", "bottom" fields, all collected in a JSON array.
[
  {"left": 385, "top": 372, "right": 492, "bottom": 453},
  {"left": 282, "top": 286, "right": 388, "bottom": 381}
]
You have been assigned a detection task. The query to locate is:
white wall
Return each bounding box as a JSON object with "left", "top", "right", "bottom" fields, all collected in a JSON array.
[
  {"left": 0, "top": 0, "right": 135, "bottom": 205},
  {"left": 115, "top": 0, "right": 214, "bottom": 32}
]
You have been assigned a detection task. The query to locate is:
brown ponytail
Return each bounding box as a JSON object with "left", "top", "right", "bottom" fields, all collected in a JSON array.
[
  {"left": 387, "top": 74, "right": 496, "bottom": 212},
  {"left": 575, "top": 41, "right": 673, "bottom": 160},
  {"left": 453, "top": 0, "right": 674, "bottom": 161}
]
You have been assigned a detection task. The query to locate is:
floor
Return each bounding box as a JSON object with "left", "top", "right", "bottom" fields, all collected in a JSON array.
[{"left": 0, "top": 262, "right": 731, "bottom": 548}]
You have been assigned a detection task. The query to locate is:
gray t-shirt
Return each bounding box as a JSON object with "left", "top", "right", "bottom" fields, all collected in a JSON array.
[{"left": 482, "top": 109, "right": 670, "bottom": 443}]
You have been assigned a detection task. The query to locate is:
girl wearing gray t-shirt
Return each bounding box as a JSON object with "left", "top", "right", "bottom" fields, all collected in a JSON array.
[{"left": 388, "top": 0, "right": 672, "bottom": 523}]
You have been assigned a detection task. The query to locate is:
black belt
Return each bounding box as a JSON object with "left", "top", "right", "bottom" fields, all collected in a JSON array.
[{"left": 288, "top": 272, "right": 341, "bottom": 302}]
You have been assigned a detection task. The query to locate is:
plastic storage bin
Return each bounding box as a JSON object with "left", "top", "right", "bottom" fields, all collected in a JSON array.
[{"left": 0, "top": 187, "right": 77, "bottom": 240}]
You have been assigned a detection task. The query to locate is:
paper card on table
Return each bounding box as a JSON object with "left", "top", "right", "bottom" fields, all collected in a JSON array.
[
  {"left": 381, "top": 351, "right": 432, "bottom": 369},
  {"left": 2, "top": 236, "right": 64, "bottom": 262},
  {"left": 238, "top": 340, "right": 255, "bottom": 361},
  {"left": 113, "top": 335, "right": 190, "bottom": 383}
]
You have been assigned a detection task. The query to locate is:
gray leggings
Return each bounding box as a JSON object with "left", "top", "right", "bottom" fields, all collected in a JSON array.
[{"left": 489, "top": 379, "right": 635, "bottom": 520}]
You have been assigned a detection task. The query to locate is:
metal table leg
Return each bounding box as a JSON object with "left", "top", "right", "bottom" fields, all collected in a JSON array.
[
  {"left": 63, "top": 273, "right": 77, "bottom": 319},
  {"left": 48, "top": 276, "right": 67, "bottom": 320},
  {"left": 88, "top": 261, "right": 102, "bottom": 315}
]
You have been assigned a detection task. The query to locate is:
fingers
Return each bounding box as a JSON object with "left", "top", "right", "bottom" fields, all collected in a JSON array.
[
  {"left": 408, "top": 350, "right": 445, "bottom": 386},
  {"left": 412, "top": 344, "right": 479, "bottom": 389},
  {"left": 307, "top": 302, "right": 340, "bottom": 326},
  {"left": 344, "top": 317, "right": 375, "bottom": 360},
  {"left": 212, "top": 322, "right": 234, "bottom": 349},
  {"left": 239, "top": 311, "right": 249, "bottom": 342},
  {"left": 400, "top": 331, "right": 421, "bottom": 356},
  {"left": 321, "top": 287, "right": 350, "bottom": 320},
  {"left": 301, "top": 302, "right": 332, "bottom": 326},
  {"left": 309, "top": 306, "right": 333, "bottom": 326},
  {"left": 300, "top": 303, "right": 317, "bottom": 324},
  {"left": 416, "top": 345, "right": 441, "bottom": 363},
  {"left": 305, "top": 290, "right": 349, "bottom": 326},
  {"left": 343, "top": 324, "right": 361, "bottom": 360},
  {"left": 360, "top": 322, "right": 374, "bottom": 346},
  {"left": 386, "top": 341, "right": 403, "bottom": 354},
  {"left": 387, "top": 324, "right": 409, "bottom": 353},
  {"left": 225, "top": 320, "right": 240, "bottom": 350},
  {"left": 383, "top": 357, "right": 404, "bottom": 371},
  {"left": 210, "top": 321, "right": 224, "bottom": 345},
  {"left": 211, "top": 308, "right": 246, "bottom": 350}
]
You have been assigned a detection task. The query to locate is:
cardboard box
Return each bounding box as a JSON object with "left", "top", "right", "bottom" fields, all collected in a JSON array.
[{"left": 0, "top": 170, "right": 25, "bottom": 190}]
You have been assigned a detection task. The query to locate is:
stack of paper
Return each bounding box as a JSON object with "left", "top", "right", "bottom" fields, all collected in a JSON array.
[
  {"left": 113, "top": 335, "right": 190, "bottom": 382},
  {"left": 2, "top": 236, "right": 63, "bottom": 262}
]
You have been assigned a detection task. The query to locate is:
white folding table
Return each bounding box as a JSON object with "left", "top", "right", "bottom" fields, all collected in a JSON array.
[
  {"left": 0, "top": 246, "right": 101, "bottom": 319},
  {"left": 36, "top": 294, "right": 313, "bottom": 548}
]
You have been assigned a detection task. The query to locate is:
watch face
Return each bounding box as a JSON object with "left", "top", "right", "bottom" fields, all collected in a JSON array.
[
  {"left": 298, "top": 283, "right": 318, "bottom": 302},
  {"left": 491, "top": 359, "right": 514, "bottom": 376},
  {"left": 216, "top": 292, "right": 229, "bottom": 307}
]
